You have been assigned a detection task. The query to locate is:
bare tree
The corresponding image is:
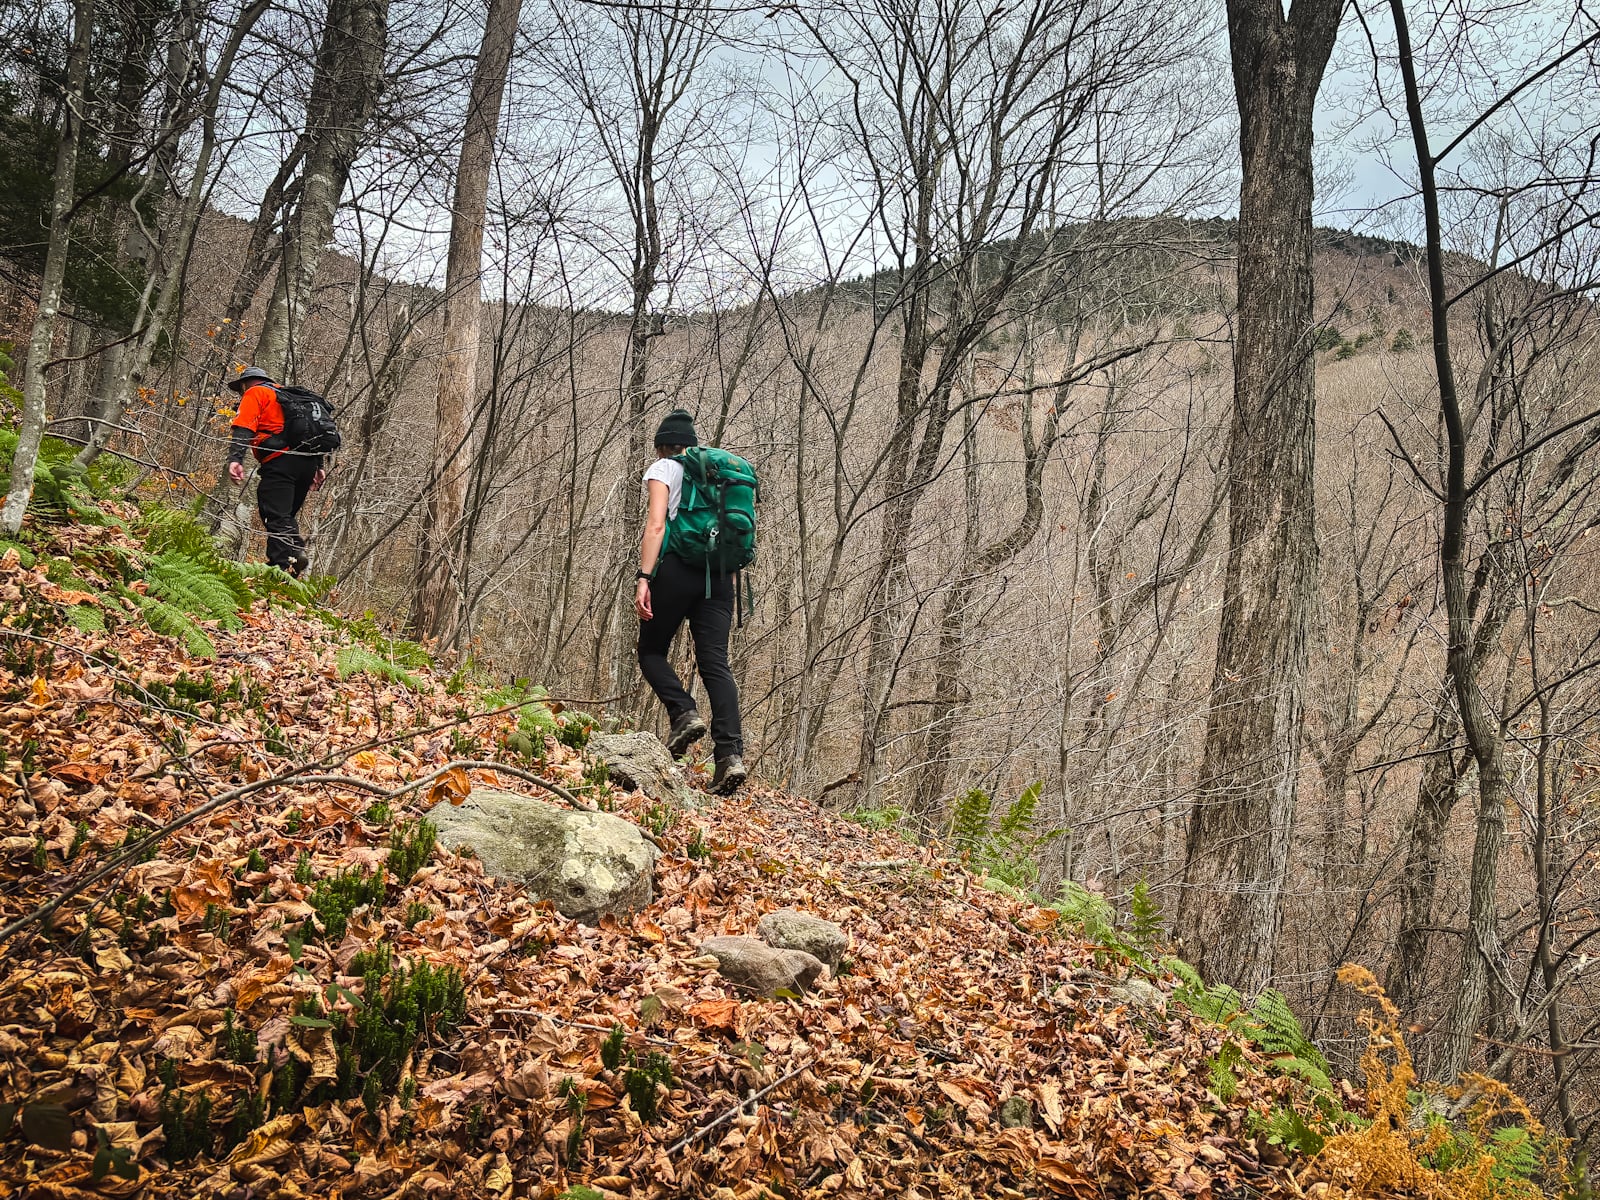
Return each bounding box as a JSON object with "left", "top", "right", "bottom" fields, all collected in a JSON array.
[
  {"left": 413, "top": 0, "right": 524, "bottom": 645},
  {"left": 1176, "top": 0, "right": 1343, "bottom": 994},
  {"left": 252, "top": 0, "right": 390, "bottom": 381},
  {"left": 1, "top": 0, "right": 93, "bottom": 537},
  {"left": 1386, "top": 0, "right": 1600, "bottom": 1081}
]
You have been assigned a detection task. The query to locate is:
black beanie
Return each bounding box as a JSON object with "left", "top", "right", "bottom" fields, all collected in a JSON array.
[{"left": 654, "top": 408, "right": 698, "bottom": 449}]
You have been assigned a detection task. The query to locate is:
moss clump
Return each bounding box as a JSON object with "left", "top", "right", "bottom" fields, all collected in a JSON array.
[
  {"left": 306, "top": 866, "right": 386, "bottom": 943},
  {"left": 386, "top": 818, "right": 436, "bottom": 886}
]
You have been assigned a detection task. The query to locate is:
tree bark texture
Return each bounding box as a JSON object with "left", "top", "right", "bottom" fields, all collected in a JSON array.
[
  {"left": 413, "top": 0, "right": 522, "bottom": 644},
  {"left": 1, "top": 0, "right": 93, "bottom": 537},
  {"left": 1177, "top": 0, "right": 1341, "bottom": 995},
  {"left": 253, "top": 0, "right": 389, "bottom": 382}
]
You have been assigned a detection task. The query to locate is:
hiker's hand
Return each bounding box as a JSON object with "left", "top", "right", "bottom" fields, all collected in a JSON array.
[
  {"left": 635, "top": 579, "right": 653, "bottom": 621},
  {"left": 228, "top": 461, "right": 245, "bottom": 484},
  {"left": 312, "top": 468, "right": 325, "bottom": 490}
]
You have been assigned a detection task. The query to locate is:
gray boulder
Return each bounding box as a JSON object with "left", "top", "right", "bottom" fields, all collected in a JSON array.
[
  {"left": 427, "top": 788, "right": 657, "bottom": 925},
  {"left": 699, "top": 935, "right": 827, "bottom": 997},
  {"left": 588, "top": 731, "right": 701, "bottom": 810},
  {"left": 1105, "top": 977, "right": 1167, "bottom": 1015},
  {"left": 757, "top": 909, "right": 847, "bottom": 970}
]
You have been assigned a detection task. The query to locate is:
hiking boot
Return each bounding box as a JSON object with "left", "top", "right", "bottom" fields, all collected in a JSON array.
[
  {"left": 711, "top": 754, "right": 747, "bottom": 795},
  {"left": 666, "top": 711, "right": 708, "bottom": 757},
  {"left": 286, "top": 548, "right": 310, "bottom": 578}
]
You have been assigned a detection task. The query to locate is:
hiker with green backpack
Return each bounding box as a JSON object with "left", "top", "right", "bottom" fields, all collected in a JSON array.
[{"left": 635, "top": 409, "right": 758, "bottom": 794}]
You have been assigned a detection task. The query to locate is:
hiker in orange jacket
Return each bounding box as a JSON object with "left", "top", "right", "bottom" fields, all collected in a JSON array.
[{"left": 225, "top": 366, "right": 325, "bottom": 576}]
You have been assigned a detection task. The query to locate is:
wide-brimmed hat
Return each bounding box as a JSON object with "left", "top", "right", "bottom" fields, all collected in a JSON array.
[{"left": 227, "top": 365, "right": 274, "bottom": 393}]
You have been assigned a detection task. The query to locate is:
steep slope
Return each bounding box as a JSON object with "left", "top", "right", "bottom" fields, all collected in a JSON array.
[{"left": 0, "top": 484, "right": 1561, "bottom": 1199}]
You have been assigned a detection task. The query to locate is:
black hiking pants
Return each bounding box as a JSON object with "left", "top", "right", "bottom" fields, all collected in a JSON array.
[
  {"left": 256, "top": 454, "right": 321, "bottom": 573},
  {"left": 638, "top": 553, "right": 743, "bottom": 759}
]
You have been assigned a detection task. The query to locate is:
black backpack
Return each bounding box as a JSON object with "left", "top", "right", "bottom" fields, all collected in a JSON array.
[{"left": 271, "top": 385, "right": 342, "bottom": 455}]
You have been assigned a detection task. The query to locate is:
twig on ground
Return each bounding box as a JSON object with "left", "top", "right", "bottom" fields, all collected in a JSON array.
[
  {"left": 664, "top": 1061, "right": 812, "bottom": 1156},
  {"left": 390, "top": 759, "right": 590, "bottom": 810}
]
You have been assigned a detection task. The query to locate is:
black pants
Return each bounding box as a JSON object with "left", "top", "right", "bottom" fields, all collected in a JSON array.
[
  {"left": 638, "top": 553, "right": 743, "bottom": 758},
  {"left": 256, "top": 454, "right": 320, "bottom": 572}
]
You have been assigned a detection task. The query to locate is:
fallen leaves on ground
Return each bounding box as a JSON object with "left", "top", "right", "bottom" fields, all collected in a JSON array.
[{"left": 0, "top": 526, "right": 1316, "bottom": 1199}]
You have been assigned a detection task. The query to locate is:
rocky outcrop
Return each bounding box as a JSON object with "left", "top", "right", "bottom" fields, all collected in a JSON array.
[
  {"left": 427, "top": 788, "right": 657, "bottom": 925},
  {"left": 757, "top": 908, "right": 848, "bottom": 970},
  {"left": 699, "top": 935, "right": 827, "bottom": 997},
  {"left": 587, "top": 731, "right": 701, "bottom": 810}
]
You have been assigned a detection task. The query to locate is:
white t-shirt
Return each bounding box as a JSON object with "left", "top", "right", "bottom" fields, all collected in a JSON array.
[{"left": 643, "top": 457, "right": 685, "bottom": 521}]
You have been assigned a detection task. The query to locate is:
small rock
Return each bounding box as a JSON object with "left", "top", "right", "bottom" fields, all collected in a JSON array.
[
  {"left": 588, "top": 731, "right": 701, "bottom": 809},
  {"left": 1105, "top": 977, "right": 1167, "bottom": 1014},
  {"left": 699, "top": 935, "right": 827, "bottom": 997},
  {"left": 428, "top": 788, "right": 657, "bottom": 925},
  {"left": 998, "top": 1096, "right": 1034, "bottom": 1129},
  {"left": 757, "top": 908, "right": 847, "bottom": 970}
]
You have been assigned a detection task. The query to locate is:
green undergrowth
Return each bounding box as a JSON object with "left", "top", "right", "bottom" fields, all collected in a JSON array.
[
  {"left": 0, "top": 427, "right": 334, "bottom": 661},
  {"left": 318, "top": 610, "right": 432, "bottom": 679},
  {"left": 482, "top": 677, "right": 601, "bottom": 756}
]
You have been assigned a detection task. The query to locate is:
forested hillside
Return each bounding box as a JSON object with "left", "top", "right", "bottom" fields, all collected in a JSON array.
[
  {"left": 2, "top": 0, "right": 1598, "bottom": 1188},
  {"left": 0, "top": 444, "right": 1572, "bottom": 1197}
]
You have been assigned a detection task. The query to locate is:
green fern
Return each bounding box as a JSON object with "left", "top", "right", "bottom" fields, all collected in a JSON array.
[
  {"left": 1245, "top": 988, "right": 1331, "bottom": 1090},
  {"left": 1253, "top": 1105, "right": 1326, "bottom": 1155},
  {"left": 949, "top": 788, "right": 992, "bottom": 854},
  {"left": 1166, "top": 960, "right": 1335, "bottom": 1096},
  {"left": 336, "top": 646, "right": 423, "bottom": 691},
  {"left": 1052, "top": 881, "right": 1118, "bottom": 944},
  {"left": 67, "top": 604, "right": 106, "bottom": 633},
  {"left": 1486, "top": 1126, "right": 1539, "bottom": 1183},
  {"left": 1207, "top": 1040, "right": 1242, "bottom": 1102},
  {"left": 995, "top": 781, "right": 1043, "bottom": 843},
  {"left": 143, "top": 552, "right": 247, "bottom": 628},
  {"left": 237, "top": 561, "right": 330, "bottom": 607},
  {"left": 0, "top": 433, "right": 108, "bottom": 523},
  {"left": 134, "top": 594, "right": 217, "bottom": 658},
  {"left": 1165, "top": 956, "right": 1244, "bottom": 1024},
  {"left": 1128, "top": 880, "right": 1164, "bottom": 948}
]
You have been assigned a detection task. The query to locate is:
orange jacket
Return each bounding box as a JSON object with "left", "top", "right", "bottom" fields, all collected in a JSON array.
[{"left": 228, "top": 384, "right": 286, "bottom": 464}]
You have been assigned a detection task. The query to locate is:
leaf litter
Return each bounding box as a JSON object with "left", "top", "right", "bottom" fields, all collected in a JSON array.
[{"left": 0, "top": 522, "right": 1346, "bottom": 1200}]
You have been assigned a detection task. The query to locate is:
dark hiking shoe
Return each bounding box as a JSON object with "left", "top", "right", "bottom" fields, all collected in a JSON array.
[
  {"left": 711, "top": 755, "right": 747, "bottom": 795},
  {"left": 666, "top": 711, "right": 707, "bottom": 757},
  {"left": 286, "top": 549, "right": 310, "bottom": 577}
]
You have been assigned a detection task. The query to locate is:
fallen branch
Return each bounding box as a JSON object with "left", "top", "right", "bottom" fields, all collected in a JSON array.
[
  {"left": 665, "top": 1061, "right": 812, "bottom": 1156},
  {"left": 390, "top": 759, "right": 590, "bottom": 810}
]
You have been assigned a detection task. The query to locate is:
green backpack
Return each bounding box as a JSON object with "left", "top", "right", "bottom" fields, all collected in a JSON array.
[{"left": 663, "top": 446, "right": 759, "bottom": 596}]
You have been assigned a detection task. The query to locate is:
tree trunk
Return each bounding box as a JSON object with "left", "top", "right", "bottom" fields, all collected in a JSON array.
[
  {"left": 1389, "top": 0, "right": 1513, "bottom": 1083},
  {"left": 1384, "top": 710, "right": 1466, "bottom": 1023},
  {"left": 252, "top": 0, "right": 389, "bottom": 381},
  {"left": 1, "top": 0, "right": 93, "bottom": 537},
  {"left": 75, "top": 0, "right": 264, "bottom": 470},
  {"left": 178, "top": 147, "right": 304, "bottom": 470},
  {"left": 1177, "top": 0, "right": 1341, "bottom": 995},
  {"left": 412, "top": 0, "right": 522, "bottom": 645}
]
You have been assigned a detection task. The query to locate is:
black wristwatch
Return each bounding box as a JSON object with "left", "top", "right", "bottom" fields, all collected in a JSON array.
[{"left": 636, "top": 570, "right": 652, "bottom": 581}]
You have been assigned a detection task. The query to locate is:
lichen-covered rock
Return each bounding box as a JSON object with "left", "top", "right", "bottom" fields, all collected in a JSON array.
[
  {"left": 1105, "top": 977, "right": 1167, "bottom": 1015},
  {"left": 427, "top": 788, "right": 657, "bottom": 925},
  {"left": 757, "top": 908, "right": 847, "bottom": 970},
  {"left": 588, "top": 731, "right": 701, "bottom": 809},
  {"left": 699, "top": 935, "right": 827, "bottom": 997},
  {"left": 998, "top": 1096, "right": 1034, "bottom": 1129}
]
